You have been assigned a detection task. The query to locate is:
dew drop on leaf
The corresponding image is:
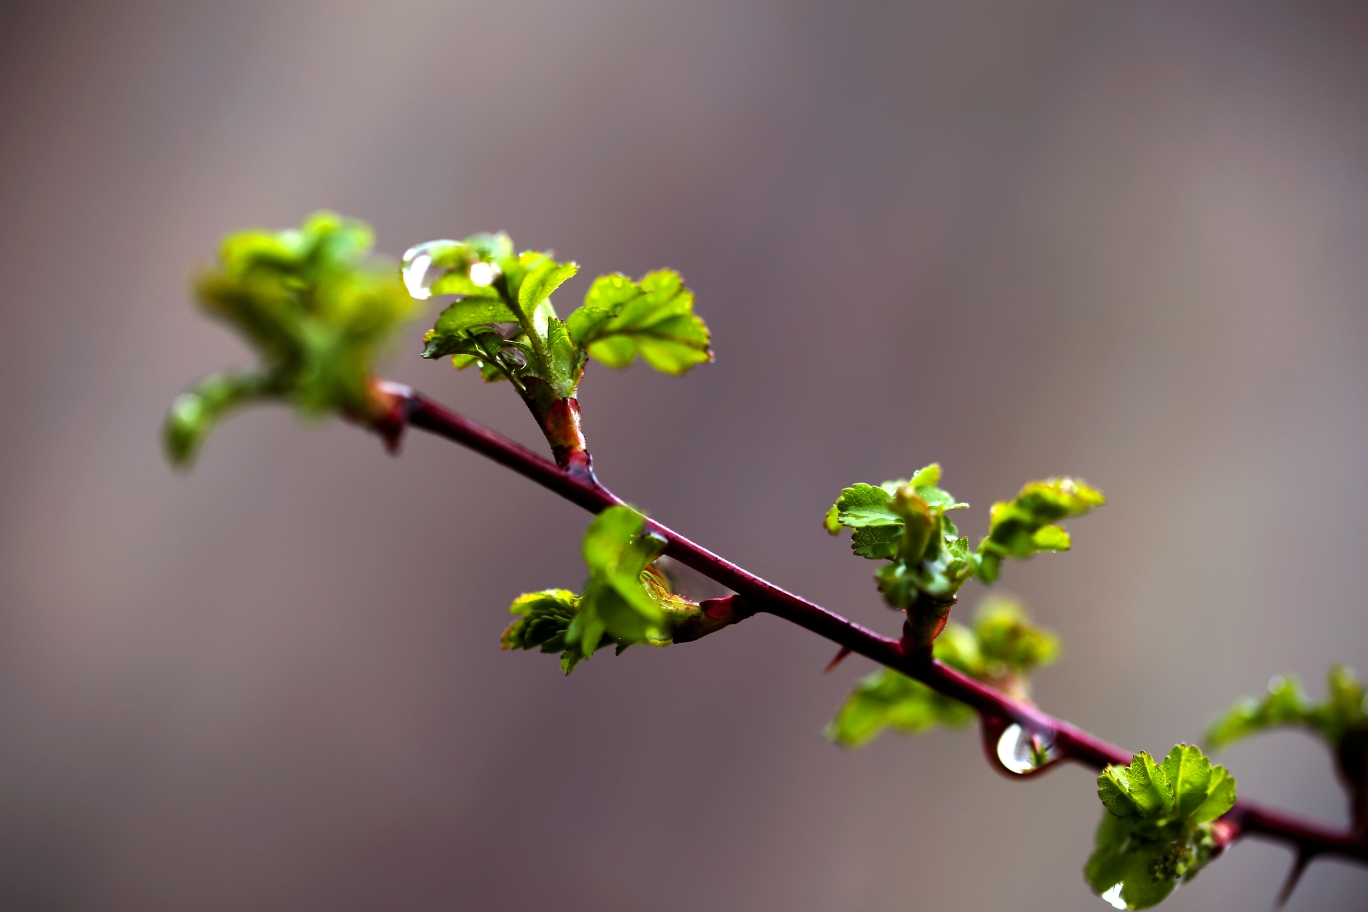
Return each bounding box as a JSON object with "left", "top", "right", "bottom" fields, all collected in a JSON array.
[
  {"left": 400, "top": 240, "right": 456, "bottom": 300},
  {"left": 1100, "top": 883, "right": 1127, "bottom": 909},
  {"left": 468, "top": 261, "right": 497, "bottom": 287}
]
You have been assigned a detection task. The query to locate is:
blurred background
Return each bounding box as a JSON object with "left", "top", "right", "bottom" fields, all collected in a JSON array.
[{"left": 2, "top": 0, "right": 1367, "bottom": 909}]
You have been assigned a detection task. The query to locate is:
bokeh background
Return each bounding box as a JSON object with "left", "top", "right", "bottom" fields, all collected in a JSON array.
[{"left": 2, "top": 1, "right": 1367, "bottom": 909}]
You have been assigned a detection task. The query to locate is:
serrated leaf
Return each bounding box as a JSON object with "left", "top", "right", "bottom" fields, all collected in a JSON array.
[
  {"left": 420, "top": 296, "right": 518, "bottom": 358},
  {"left": 542, "top": 317, "right": 585, "bottom": 399},
  {"left": 1161, "top": 744, "right": 1213, "bottom": 819},
  {"left": 834, "top": 484, "right": 901, "bottom": 527},
  {"left": 518, "top": 254, "right": 578, "bottom": 313},
  {"left": 565, "top": 270, "right": 711, "bottom": 375},
  {"left": 852, "top": 525, "right": 902, "bottom": 560},
  {"left": 1191, "top": 765, "right": 1236, "bottom": 823},
  {"left": 1126, "top": 752, "right": 1174, "bottom": 818},
  {"left": 499, "top": 589, "right": 605, "bottom": 674},
  {"left": 1098, "top": 766, "right": 1139, "bottom": 819}
]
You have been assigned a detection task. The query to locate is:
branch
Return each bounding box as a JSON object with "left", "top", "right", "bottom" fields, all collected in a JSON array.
[{"left": 382, "top": 381, "right": 1368, "bottom": 869}]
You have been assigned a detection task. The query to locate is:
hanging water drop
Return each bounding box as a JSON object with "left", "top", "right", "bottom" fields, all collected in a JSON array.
[
  {"left": 995, "top": 722, "right": 1058, "bottom": 774},
  {"left": 401, "top": 240, "right": 501, "bottom": 299},
  {"left": 1100, "top": 883, "right": 1127, "bottom": 909},
  {"left": 401, "top": 240, "right": 456, "bottom": 300}
]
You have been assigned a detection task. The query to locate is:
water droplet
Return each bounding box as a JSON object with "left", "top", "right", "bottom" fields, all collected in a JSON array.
[
  {"left": 1100, "top": 883, "right": 1126, "bottom": 909},
  {"left": 995, "top": 722, "right": 1058, "bottom": 774},
  {"left": 401, "top": 240, "right": 501, "bottom": 300},
  {"left": 401, "top": 241, "right": 452, "bottom": 300},
  {"left": 469, "top": 260, "right": 497, "bottom": 287}
]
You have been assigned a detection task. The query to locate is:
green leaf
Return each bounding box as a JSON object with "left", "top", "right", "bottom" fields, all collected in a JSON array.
[
  {"left": 518, "top": 253, "right": 579, "bottom": 313},
  {"left": 166, "top": 212, "right": 419, "bottom": 464},
  {"left": 928, "top": 621, "right": 983, "bottom": 676},
  {"left": 908, "top": 463, "right": 941, "bottom": 487},
  {"left": 421, "top": 296, "right": 518, "bottom": 358},
  {"left": 1126, "top": 752, "right": 1174, "bottom": 818},
  {"left": 542, "top": 316, "right": 586, "bottom": 399},
  {"left": 972, "top": 595, "right": 1060, "bottom": 675},
  {"left": 566, "top": 506, "right": 669, "bottom": 656},
  {"left": 1191, "top": 766, "right": 1236, "bottom": 823},
  {"left": 500, "top": 589, "right": 603, "bottom": 673},
  {"left": 1161, "top": 744, "right": 1213, "bottom": 819},
  {"left": 833, "top": 484, "right": 902, "bottom": 527},
  {"left": 976, "top": 476, "right": 1103, "bottom": 581},
  {"left": 566, "top": 270, "right": 712, "bottom": 375},
  {"left": 1084, "top": 813, "right": 1179, "bottom": 910},
  {"left": 1098, "top": 766, "right": 1139, "bottom": 819},
  {"left": 823, "top": 465, "right": 982, "bottom": 610},
  {"left": 823, "top": 504, "right": 841, "bottom": 535},
  {"left": 162, "top": 371, "right": 275, "bottom": 467},
  {"left": 1206, "top": 667, "right": 1368, "bottom": 752},
  {"left": 825, "top": 667, "right": 974, "bottom": 747},
  {"left": 1030, "top": 524, "right": 1071, "bottom": 551},
  {"left": 852, "top": 525, "right": 902, "bottom": 560}
]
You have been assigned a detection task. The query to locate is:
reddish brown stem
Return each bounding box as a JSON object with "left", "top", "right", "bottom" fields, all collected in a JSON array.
[{"left": 384, "top": 382, "right": 1368, "bottom": 871}]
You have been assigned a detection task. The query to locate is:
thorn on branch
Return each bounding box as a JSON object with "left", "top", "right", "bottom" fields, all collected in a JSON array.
[
  {"left": 1275, "top": 851, "right": 1312, "bottom": 909},
  {"left": 825, "top": 646, "right": 852, "bottom": 673}
]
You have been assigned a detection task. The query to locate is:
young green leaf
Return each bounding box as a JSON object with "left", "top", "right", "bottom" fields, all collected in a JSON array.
[
  {"left": 500, "top": 589, "right": 600, "bottom": 673},
  {"left": 164, "top": 212, "right": 419, "bottom": 466},
  {"left": 566, "top": 270, "right": 712, "bottom": 375},
  {"left": 1161, "top": 744, "right": 1214, "bottom": 819},
  {"left": 566, "top": 506, "right": 668, "bottom": 655},
  {"left": 825, "top": 666, "right": 975, "bottom": 747},
  {"left": 976, "top": 476, "right": 1104, "bottom": 583},
  {"left": 1206, "top": 665, "right": 1368, "bottom": 830},
  {"left": 409, "top": 234, "right": 588, "bottom": 400},
  {"left": 1126, "top": 752, "right": 1175, "bottom": 818},
  {"left": 163, "top": 371, "right": 276, "bottom": 466},
  {"left": 973, "top": 594, "right": 1060, "bottom": 676},
  {"left": 1191, "top": 766, "right": 1237, "bottom": 823},
  {"left": 518, "top": 253, "right": 579, "bottom": 313},
  {"left": 1087, "top": 744, "right": 1236, "bottom": 909},
  {"left": 503, "top": 506, "right": 746, "bottom": 673},
  {"left": 1206, "top": 667, "right": 1368, "bottom": 750}
]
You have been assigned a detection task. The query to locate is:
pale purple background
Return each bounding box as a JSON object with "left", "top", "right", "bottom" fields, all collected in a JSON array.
[{"left": 1, "top": 1, "right": 1367, "bottom": 909}]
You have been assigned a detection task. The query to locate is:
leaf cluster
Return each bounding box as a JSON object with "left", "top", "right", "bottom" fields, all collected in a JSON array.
[
  {"left": 164, "top": 212, "right": 418, "bottom": 465},
  {"left": 499, "top": 506, "right": 717, "bottom": 673},
  {"left": 412, "top": 235, "right": 710, "bottom": 413},
  {"left": 1207, "top": 665, "right": 1367, "bottom": 752},
  {"left": 826, "top": 596, "right": 1059, "bottom": 747},
  {"left": 823, "top": 466, "right": 1103, "bottom": 610},
  {"left": 1086, "top": 745, "right": 1237, "bottom": 910}
]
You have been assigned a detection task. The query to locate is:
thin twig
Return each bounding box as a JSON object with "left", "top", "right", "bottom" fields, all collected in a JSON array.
[{"left": 386, "top": 381, "right": 1368, "bottom": 869}]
